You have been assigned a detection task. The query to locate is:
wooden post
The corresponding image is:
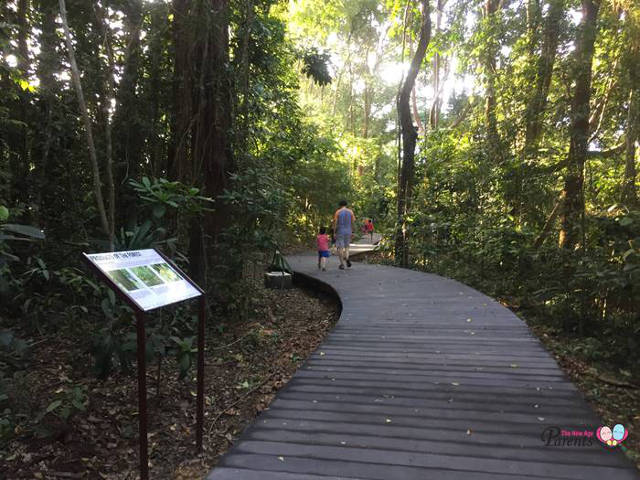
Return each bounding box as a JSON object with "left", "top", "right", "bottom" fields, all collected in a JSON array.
[
  {"left": 196, "top": 295, "right": 206, "bottom": 452},
  {"left": 135, "top": 311, "right": 149, "bottom": 480}
]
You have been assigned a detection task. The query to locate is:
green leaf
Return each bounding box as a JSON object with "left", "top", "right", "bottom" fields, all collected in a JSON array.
[
  {"left": 2, "top": 224, "right": 45, "bottom": 239},
  {"left": 152, "top": 204, "right": 166, "bottom": 218},
  {"left": 0, "top": 205, "right": 8, "bottom": 222},
  {"left": 0, "top": 234, "right": 37, "bottom": 242},
  {"left": 46, "top": 399, "right": 62, "bottom": 413}
]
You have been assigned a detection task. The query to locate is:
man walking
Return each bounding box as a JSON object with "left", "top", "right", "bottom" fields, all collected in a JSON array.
[{"left": 333, "top": 200, "right": 355, "bottom": 270}]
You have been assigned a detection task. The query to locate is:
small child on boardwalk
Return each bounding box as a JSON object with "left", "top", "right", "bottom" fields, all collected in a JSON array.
[
  {"left": 366, "top": 218, "right": 374, "bottom": 242},
  {"left": 317, "top": 227, "right": 330, "bottom": 271}
]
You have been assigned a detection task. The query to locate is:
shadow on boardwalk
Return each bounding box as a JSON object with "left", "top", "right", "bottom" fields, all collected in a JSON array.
[{"left": 207, "top": 239, "right": 638, "bottom": 480}]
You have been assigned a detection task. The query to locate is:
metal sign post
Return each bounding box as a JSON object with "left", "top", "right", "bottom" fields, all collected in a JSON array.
[
  {"left": 135, "top": 310, "right": 149, "bottom": 480},
  {"left": 82, "top": 249, "right": 206, "bottom": 480},
  {"left": 197, "top": 295, "right": 206, "bottom": 451}
]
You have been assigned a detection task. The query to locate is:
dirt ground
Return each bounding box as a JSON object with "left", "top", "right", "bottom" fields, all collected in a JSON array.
[{"left": 1, "top": 281, "right": 339, "bottom": 479}]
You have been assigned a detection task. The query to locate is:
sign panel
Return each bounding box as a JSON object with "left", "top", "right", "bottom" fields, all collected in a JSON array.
[{"left": 84, "top": 249, "right": 202, "bottom": 311}]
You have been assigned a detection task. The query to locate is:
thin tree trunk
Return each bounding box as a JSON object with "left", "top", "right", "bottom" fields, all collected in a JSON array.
[
  {"left": 429, "top": 0, "right": 446, "bottom": 129},
  {"left": 13, "top": 0, "right": 31, "bottom": 210},
  {"left": 559, "top": 0, "right": 600, "bottom": 249},
  {"left": 93, "top": 3, "right": 117, "bottom": 249},
  {"left": 396, "top": 0, "right": 411, "bottom": 193},
  {"left": 148, "top": 3, "right": 166, "bottom": 176},
  {"left": 483, "top": 0, "right": 501, "bottom": 155},
  {"left": 238, "top": 0, "right": 255, "bottom": 148},
  {"left": 363, "top": 85, "right": 371, "bottom": 138},
  {"left": 59, "top": 0, "right": 110, "bottom": 240},
  {"left": 533, "top": 196, "right": 562, "bottom": 248},
  {"left": 515, "top": 0, "right": 564, "bottom": 221},
  {"left": 395, "top": 0, "right": 432, "bottom": 268},
  {"left": 348, "top": 62, "right": 355, "bottom": 136},
  {"left": 523, "top": 0, "right": 564, "bottom": 154},
  {"left": 114, "top": 0, "right": 144, "bottom": 186},
  {"left": 17, "top": 0, "right": 29, "bottom": 73},
  {"left": 622, "top": 88, "right": 639, "bottom": 206}
]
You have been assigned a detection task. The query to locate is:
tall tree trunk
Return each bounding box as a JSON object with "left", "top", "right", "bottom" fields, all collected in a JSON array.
[
  {"left": 483, "top": 0, "right": 501, "bottom": 155},
  {"left": 147, "top": 3, "right": 167, "bottom": 176},
  {"left": 621, "top": 15, "right": 640, "bottom": 206},
  {"left": 93, "top": 3, "right": 117, "bottom": 249},
  {"left": 523, "top": 0, "right": 564, "bottom": 154},
  {"left": 395, "top": 0, "right": 431, "bottom": 268},
  {"left": 516, "top": 0, "right": 564, "bottom": 222},
  {"left": 114, "top": 0, "right": 143, "bottom": 184},
  {"left": 35, "top": 0, "right": 59, "bottom": 228},
  {"left": 559, "top": 0, "right": 600, "bottom": 249},
  {"left": 429, "top": 0, "right": 446, "bottom": 129},
  {"left": 622, "top": 88, "right": 639, "bottom": 206},
  {"left": 363, "top": 85, "right": 371, "bottom": 138},
  {"left": 526, "top": 0, "right": 542, "bottom": 55},
  {"left": 238, "top": 0, "right": 255, "bottom": 149},
  {"left": 12, "top": 0, "right": 31, "bottom": 211},
  {"left": 168, "top": 0, "right": 194, "bottom": 183},
  {"left": 188, "top": 0, "right": 235, "bottom": 286},
  {"left": 17, "top": 0, "right": 29, "bottom": 73},
  {"left": 59, "top": 0, "right": 111, "bottom": 241}
]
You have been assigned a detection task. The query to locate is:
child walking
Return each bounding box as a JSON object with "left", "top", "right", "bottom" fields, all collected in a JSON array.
[{"left": 317, "top": 227, "right": 330, "bottom": 271}]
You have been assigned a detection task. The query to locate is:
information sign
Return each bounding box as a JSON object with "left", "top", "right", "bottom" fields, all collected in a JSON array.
[
  {"left": 83, "top": 249, "right": 202, "bottom": 311},
  {"left": 82, "top": 248, "right": 207, "bottom": 480}
]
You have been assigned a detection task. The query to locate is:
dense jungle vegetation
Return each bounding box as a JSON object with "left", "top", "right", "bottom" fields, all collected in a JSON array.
[{"left": 1, "top": 0, "right": 639, "bottom": 475}]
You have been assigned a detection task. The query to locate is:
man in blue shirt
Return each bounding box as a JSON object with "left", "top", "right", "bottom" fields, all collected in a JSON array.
[{"left": 332, "top": 200, "right": 355, "bottom": 270}]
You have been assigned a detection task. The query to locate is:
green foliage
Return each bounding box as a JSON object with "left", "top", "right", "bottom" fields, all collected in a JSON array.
[
  {"left": 301, "top": 48, "right": 332, "bottom": 86},
  {"left": 170, "top": 335, "right": 197, "bottom": 380},
  {"left": 129, "top": 177, "right": 215, "bottom": 219},
  {"left": 41, "top": 385, "right": 88, "bottom": 422}
]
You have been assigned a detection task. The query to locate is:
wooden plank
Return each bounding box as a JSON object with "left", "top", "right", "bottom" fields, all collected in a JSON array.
[{"left": 206, "top": 245, "right": 639, "bottom": 479}]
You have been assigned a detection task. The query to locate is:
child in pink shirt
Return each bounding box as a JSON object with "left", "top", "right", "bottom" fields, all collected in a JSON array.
[{"left": 317, "top": 227, "right": 330, "bottom": 271}]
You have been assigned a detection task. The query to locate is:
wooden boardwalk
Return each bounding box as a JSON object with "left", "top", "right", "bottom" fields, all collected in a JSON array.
[{"left": 207, "top": 240, "right": 638, "bottom": 479}]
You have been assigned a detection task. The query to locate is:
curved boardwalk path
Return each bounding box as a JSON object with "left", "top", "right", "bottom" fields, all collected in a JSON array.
[{"left": 208, "top": 239, "right": 638, "bottom": 480}]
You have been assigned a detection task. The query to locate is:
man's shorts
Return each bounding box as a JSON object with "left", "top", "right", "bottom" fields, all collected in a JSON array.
[
  {"left": 335, "top": 233, "right": 351, "bottom": 248},
  {"left": 318, "top": 250, "right": 330, "bottom": 258}
]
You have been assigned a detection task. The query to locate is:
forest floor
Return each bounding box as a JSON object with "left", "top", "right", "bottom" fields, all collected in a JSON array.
[
  {"left": 357, "top": 251, "right": 640, "bottom": 471},
  {"left": 1, "top": 274, "right": 339, "bottom": 479},
  {"left": 528, "top": 323, "right": 640, "bottom": 470}
]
